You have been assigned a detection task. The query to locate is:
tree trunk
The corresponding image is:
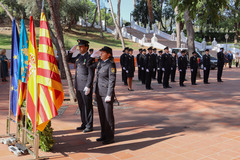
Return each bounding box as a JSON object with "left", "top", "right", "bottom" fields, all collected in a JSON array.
[
  {"left": 115, "top": 0, "right": 121, "bottom": 40},
  {"left": 175, "top": 6, "right": 181, "bottom": 48},
  {"left": 133, "top": 0, "right": 136, "bottom": 9},
  {"left": 0, "top": 2, "right": 20, "bottom": 31},
  {"left": 36, "top": 0, "right": 66, "bottom": 79},
  {"left": 147, "top": 0, "right": 153, "bottom": 29},
  {"left": 184, "top": 8, "right": 195, "bottom": 56},
  {"left": 91, "top": 7, "right": 98, "bottom": 28},
  {"left": 47, "top": 0, "right": 76, "bottom": 102},
  {"left": 108, "top": 0, "right": 125, "bottom": 49},
  {"left": 96, "top": 0, "right": 103, "bottom": 38}
]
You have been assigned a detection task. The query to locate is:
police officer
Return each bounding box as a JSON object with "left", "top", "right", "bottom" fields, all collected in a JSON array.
[
  {"left": 67, "top": 40, "right": 94, "bottom": 133},
  {"left": 140, "top": 49, "right": 147, "bottom": 85},
  {"left": 126, "top": 48, "right": 135, "bottom": 91},
  {"left": 136, "top": 48, "right": 143, "bottom": 81},
  {"left": 144, "top": 47, "right": 154, "bottom": 90},
  {"left": 203, "top": 49, "right": 211, "bottom": 84},
  {"left": 178, "top": 50, "right": 188, "bottom": 87},
  {"left": 152, "top": 48, "right": 157, "bottom": 79},
  {"left": 162, "top": 47, "right": 172, "bottom": 88},
  {"left": 93, "top": 46, "right": 116, "bottom": 145},
  {"left": 157, "top": 50, "right": 163, "bottom": 84},
  {"left": 190, "top": 51, "right": 198, "bottom": 85},
  {"left": 120, "top": 47, "right": 129, "bottom": 85},
  {"left": 217, "top": 48, "right": 225, "bottom": 82},
  {"left": 171, "top": 51, "right": 177, "bottom": 82}
]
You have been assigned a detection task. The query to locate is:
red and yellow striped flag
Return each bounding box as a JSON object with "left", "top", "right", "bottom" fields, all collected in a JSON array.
[
  {"left": 26, "top": 16, "right": 38, "bottom": 132},
  {"left": 37, "top": 11, "right": 64, "bottom": 131}
]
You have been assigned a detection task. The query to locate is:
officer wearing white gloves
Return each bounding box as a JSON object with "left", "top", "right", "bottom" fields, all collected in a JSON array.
[
  {"left": 190, "top": 51, "right": 198, "bottom": 85},
  {"left": 67, "top": 39, "right": 95, "bottom": 133},
  {"left": 203, "top": 49, "right": 211, "bottom": 84},
  {"left": 178, "top": 50, "right": 188, "bottom": 87}
]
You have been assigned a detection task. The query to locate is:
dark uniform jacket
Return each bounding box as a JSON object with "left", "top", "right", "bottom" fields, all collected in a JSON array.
[
  {"left": 171, "top": 55, "right": 177, "bottom": 68},
  {"left": 126, "top": 55, "right": 135, "bottom": 73},
  {"left": 120, "top": 53, "right": 128, "bottom": 68},
  {"left": 203, "top": 54, "right": 211, "bottom": 68},
  {"left": 144, "top": 53, "right": 154, "bottom": 71},
  {"left": 190, "top": 56, "right": 198, "bottom": 69},
  {"left": 67, "top": 52, "right": 95, "bottom": 91},
  {"left": 152, "top": 53, "right": 157, "bottom": 68},
  {"left": 217, "top": 51, "right": 225, "bottom": 66},
  {"left": 137, "top": 53, "right": 141, "bottom": 67},
  {"left": 139, "top": 54, "right": 146, "bottom": 70},
  {"left": 94, "top": 59, "right": 116, "bottom": 97},
  {"left": 162, "top": 53, "right": 173, "bottom": 70},
  {"left": 178, "top": 56, "right": 188, "bottom": 70},
  {"left": 156, "top": 55, "right": 163, "bottom": 69}
]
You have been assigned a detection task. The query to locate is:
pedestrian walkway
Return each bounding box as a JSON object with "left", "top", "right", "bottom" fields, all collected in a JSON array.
[{"left": 0, "top": 66, "right": 240, "bottom": 160}]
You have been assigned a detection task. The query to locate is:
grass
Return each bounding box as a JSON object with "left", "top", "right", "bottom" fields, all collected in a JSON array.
[{"left": 0, "top": 25, "right": 141, "bottom": 51}]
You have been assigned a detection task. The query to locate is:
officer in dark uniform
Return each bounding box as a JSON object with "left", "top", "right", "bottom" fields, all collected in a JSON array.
[
  {"left": 171, "top": 51, "right": 177, "bottom": 82},
  {"left": 120, "top": 47, "right": 129, "bottom": 85},
  {"left": 152, "top": 48, "right": 157, "bottom": 79},
  {"left": 144, "top": 47, "right": 154, "bottom": 90},
  {"left": 157, "top": 50, "right": 163, "bottom": 84},
  {"left": 203, "top": 49, "right": 211, "bottom": 84},
  {"left": 136, "top": 48, "right": 143, "bottom": 81},
  {"left": 126, "top": 48, "right": 135, "bottom": 91},
  {"left": 162, "top": 47, "right": 172, "bottom": 88},
  {"left": 190, "top": 51, "right": 198, "bottom": 85},
  {"left": 217, "top": 48, "right": 224, "bottom": 82},
  {"left": 93, "top": 46, "right": 116, "bottom": 145},
  {"left": 67, "top": 39, "right": 94, "bottom": 133},
  {"left": 140, "top": 49, "right": 147, "bottom": 84},
  {"left": 178, "top": 50, "right": 188, "bottom": 87}
]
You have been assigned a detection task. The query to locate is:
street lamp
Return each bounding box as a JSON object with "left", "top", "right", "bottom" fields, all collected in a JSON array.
[{"left": 225, "top": 33, "right": 229, "bottom": 52}]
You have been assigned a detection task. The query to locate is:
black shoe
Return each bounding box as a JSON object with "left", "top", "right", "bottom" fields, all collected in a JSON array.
[
  {"left": 180, "top": 84, "right": 186, "bottom": 87},
  {"left": 184, "top": 79, "right": 188, "bottom": 81},
  {"left": 83, "top": 128, "right": 93, "bottom": 133},
  {"left": 96, "top": 137, "right": 105, "bottom": 142},
  {"left": 76, "top": 126, "right": 85, "bottom": 130},
  {"left": 192, "top": 83, "right": 198, "bottom": 85},
  {"left": 128, "top": 88, "right": 134, "bottom": 91},
  {"left": 167, "top": 86, "right": 172, "bottom": 88},
  {"left": 158, "top": 82, "right": 162, "bottom": 84},
  {"left": 204, "top": 82, "right": 210, "bottom": 84},
  {"left": 102, "top": 139, "right": 115, "bottom": 145},
  {"left": 146, "top": 87, "right": 153, "bottom": 90},
  {"left": 163, "top": 86, "right": 167, "bottom": 89},
  {"left": 124, "top": 83, "right": 128, "bottom": 86}
]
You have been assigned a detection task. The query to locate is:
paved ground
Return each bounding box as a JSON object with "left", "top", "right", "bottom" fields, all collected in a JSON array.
[{"left": 1, "top": 65, "right": 240, "bottom": 160}]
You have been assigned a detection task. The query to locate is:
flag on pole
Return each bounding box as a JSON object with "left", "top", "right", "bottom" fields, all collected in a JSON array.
[
  {"left": 26, "top": 16, "right": 38, "bottom": 132},
  {"left": 10, "top": 19, "right": 19, "bottom": 117},
  {"left": 17, "top": 19, "right": 29, "bottom": 120},
  {"left": 37, "top": 11, "right": 64, "bottom": 131}
]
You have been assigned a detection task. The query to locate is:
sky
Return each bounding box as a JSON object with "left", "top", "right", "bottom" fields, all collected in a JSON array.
[{"left": 102, "top": 0, "right": 134, "bottom": 22}]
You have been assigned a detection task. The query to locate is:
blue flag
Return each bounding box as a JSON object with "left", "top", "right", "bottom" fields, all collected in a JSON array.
[
  {"left": 18, "top": 19, "right": 28, "bottom": 83},
  {"left": 10, "top": 19, "right": 19, "bottom": 117}
]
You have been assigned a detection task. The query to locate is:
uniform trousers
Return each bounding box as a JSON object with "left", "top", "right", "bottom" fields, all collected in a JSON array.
[
  {"left": 163, "top": 70, "right": 171, "bottom": 87},
  {"left": 204, "top": 67, "right": 210, "bottom": 83},
  {"left": 217, "top": 64, "right": 224, "bottom": 81},
  {"left": 146, "top": 70, "right": 153, "bottom": 89},
  {"left": 179, "top": 70, "right": 186, "bottom": 86},
  {"left": 191, "top": 68, "right": 197, "bottom": 84},
  {"left": 171, "top": 66, "right": 176, "bottom": 82},
  {"left": 157, "top": 69, "right": 163, "bottom": 83}
]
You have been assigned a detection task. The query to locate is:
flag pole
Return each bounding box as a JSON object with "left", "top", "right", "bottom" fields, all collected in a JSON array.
[{"left": 7, "top": 61, "right": 12, "bottom": 135}]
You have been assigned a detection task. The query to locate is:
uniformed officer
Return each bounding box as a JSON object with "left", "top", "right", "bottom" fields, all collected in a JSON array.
[
  {"left": 203, "top": 49, "right": 211, "bottom": 84},
  {"left": 144, "top": 47, "right": 154, "bottom": 90},
  {"left": 89, "top": 48, "right": 94, "bottom": 55},
  {"left": 178, "top": 50, "right": 188, "bottom": 87},
  {"left": 67, "top": 39, "right": 94, "bottom": 133},
  {"left": 140, "top": 49, "right": 147, "bottom": 84},
  {"left": 126, "top": 48, "right": 135, "bottom": 91},
  {"left": 152, "top": 48, "right": 157, "bottom": 79},
  {"left": 136, "top": 48, "right": 143, "bottom": 81},
  {"left": 190, "top": 51, "right": 198, "bottom": 85},
  {"left": 171, "top": 51, "right": 177, "bottom": 82},
  {"left": 120, "top": 47, "right": 129, "bottom": 85},
  {"left": 157, "top": 50, "right": 163, "bottom": 84},
  {"left": 217, "top": 48, "right": 224, "bottom": 82},
  {"left": 94, "top": 46, "right": 116, "bottom": 145},
  {"left": 162, "top": 47, "right": 172, "bottom": 88}
]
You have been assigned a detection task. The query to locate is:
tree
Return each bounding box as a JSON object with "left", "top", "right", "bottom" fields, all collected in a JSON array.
[
  {"left": 96, "top": 0, "right": 103, "bottom": 38},
  {"left": 147, "top": 0, "right": 153, "bottom": 28},
  {"left": 47, "top": 0, "right": 76, "bottom": 102},
  {"left": 108, "top": 0, "right": 125, "bottom": 49},
  {"left": 174, "top": 6, "right": 181, "bottom": 48},
  {"left": 115, "top": 0, "right": 121, "bottom": 40},
  {"left": 133, "top": 0, "right": 148, "bottom": 27}
]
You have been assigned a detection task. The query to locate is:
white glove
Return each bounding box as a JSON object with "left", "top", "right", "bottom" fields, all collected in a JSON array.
[
  {"left": 204, "top": 67, "right": 206, "bottom": 70},
  {"left": 90, "top": 50, "right": 101, "bottom": 58},
  {"left": 70, "top": 45, "right": 78, "bottom": 53},
  {"left": 146, "top": 69, "right": 149, "bottom": 72},
  {"left": 126, "top": 70, "right": 129, "bottom": 73},
  {"left": 83, "top": 87, "right": 90, "bottom": 95},
  {"left": 153, "top": 68, "right": 155, "bottom": 72},
  {"left": 191, "top": 69, "right": 193, "bottom": 72},
  {"left": 162, "top": 68, "right": 165, "bottom": 71},
  {"left": 123, "top": 67, "right": 126, "bottom": 70},
  {"left": 105, "top": 96, "right": 111, "bottom": 102},
  {"left": 179, "top": 69, "right": 182, "bottom": 72},
  {"left": 171, "top": 67, "right": 173, "bottom": 70},
  {"left": 157, "top": 68, "right": 160, "bottom": 70},
  {"left": 141, "top": 67, "right": 144, "bottom": 70}
]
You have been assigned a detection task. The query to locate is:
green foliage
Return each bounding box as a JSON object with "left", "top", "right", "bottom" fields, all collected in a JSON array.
[{"left": 132, "top": 0, "right": 149, "bottom": 27}]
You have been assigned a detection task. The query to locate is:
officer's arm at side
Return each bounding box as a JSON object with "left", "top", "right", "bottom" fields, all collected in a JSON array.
[{"left": 107, "top": 62, "right": 116, "bottom": 97}]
